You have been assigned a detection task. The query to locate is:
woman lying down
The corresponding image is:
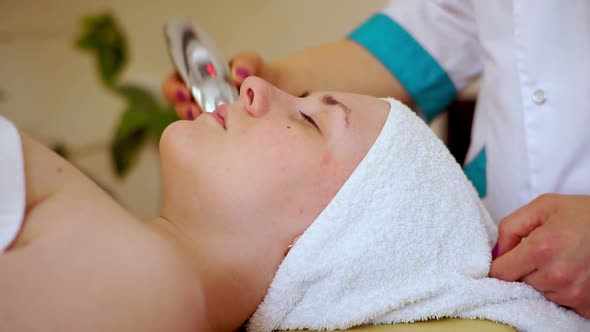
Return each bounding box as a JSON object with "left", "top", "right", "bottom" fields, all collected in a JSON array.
[{"left": 0, "top": 77, "right": 587, "bottom": 331}]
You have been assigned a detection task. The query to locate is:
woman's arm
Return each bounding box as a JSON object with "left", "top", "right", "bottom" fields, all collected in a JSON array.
[{"left": 269, "top": 40, "right": 412, "bottom": 104}]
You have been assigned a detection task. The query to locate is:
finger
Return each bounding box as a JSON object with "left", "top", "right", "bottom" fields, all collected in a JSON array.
[
  {"left": 229, "top": 52, "right": 264, "bottom": 85},
  {"left": 543, "top": 291, "right": 567, "bottom": 308},
  {"left": 574, "top": 306, "right": 590, "bottom": 319},
  {"left": 496, "top": 194, "right": 560, "bottom": 257},
  {"left": 490, "top": 237, "right": 537, "bottom": 281},
  {"left": 543, "top": 291, "right": 590, "bottom": 319},
  {"left": 174, "top": 102, "right": 201, "bottom": 120},
  {"left": 162, "top": 72, "right": 192, "bottom": 104},
  {"left": 521, "top": 270, "right": 554, "bottom": 293},
  {"left": 523, "top": 258, "right": 580, "bottom": 293},
  {"left": 544, "top": 289, "right": 590, "bottom": 313}
]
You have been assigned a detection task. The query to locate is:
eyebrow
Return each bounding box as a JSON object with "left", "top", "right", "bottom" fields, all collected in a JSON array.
[
  {"left": 299, "top": 91, "right": 353, "bottom": 127},
  {"left": 322, "top": 94, "right": 351, "bottom": 127}
]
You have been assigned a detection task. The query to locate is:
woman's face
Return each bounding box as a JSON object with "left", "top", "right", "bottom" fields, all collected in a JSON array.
[{"left": 159, "top": 77, "right": 389, "bottom": 248}]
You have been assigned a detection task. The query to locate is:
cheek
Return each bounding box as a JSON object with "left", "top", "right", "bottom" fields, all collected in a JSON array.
[
  {"left": 320, "top": 151, "right": 333, "bottom": 168},
  {"left": 238, "top": 123, "right": 312, "bottom": 171},
  {"left": 308, "top": 151, "right": 340, "bottom": 203},
  {"left": 312, "top": 152, "right": 358, "bottom": 210},
  {"left": 288, "top": 162, "right": 347, "bottom": 238},
  {"left": 228, "top": 128, "right": 323, "bottom": 203},
  {"left": 288, "top": 163, "right": 343, "bottom": 222}
]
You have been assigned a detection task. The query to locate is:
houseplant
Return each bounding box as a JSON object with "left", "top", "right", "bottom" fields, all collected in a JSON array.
[{"left": 73, "top": 12, "right": 177, "bottom": 177}]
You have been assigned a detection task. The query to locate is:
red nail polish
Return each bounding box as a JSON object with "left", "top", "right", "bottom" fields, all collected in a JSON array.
[
  {"left": 176, "top": 90, "right": 186, "bottom": 102},
  {"left": 235, "top": 68, "right": 250, "bottom": 79},
  {"left": 492, "top": 243, "right": 499, "bottom": 259}
]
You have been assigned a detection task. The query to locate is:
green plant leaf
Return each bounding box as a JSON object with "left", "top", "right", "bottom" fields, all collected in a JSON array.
[
  {"left": 111, "top": 108, "right": 149, "bottom": 177},
  {"left": 147, "top": 108, "right": 178, "bottom": 139},
  {"left": 114, "top": 83, "right": 159, "bottom": 113},
  {"left": 75, "top": 13, "right": 127, "bottom": 86},
  {"left": 75, "top": 12, "right": 179, "bottom": 178},
  {"left": 110, "top": 85, "right": 177, "bottom": 176}
]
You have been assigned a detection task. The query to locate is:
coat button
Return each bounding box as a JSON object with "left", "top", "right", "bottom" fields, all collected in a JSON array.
[{"left": 532, "top": 89, "right": 546, "bottom": 105}]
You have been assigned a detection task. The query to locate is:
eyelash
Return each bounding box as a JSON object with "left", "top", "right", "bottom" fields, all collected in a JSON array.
[{"left": 299, "top": 110, "right": 320, "bottom": 131}]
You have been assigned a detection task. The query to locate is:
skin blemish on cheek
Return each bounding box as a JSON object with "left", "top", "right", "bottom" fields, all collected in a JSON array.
[
  {"left": 286, "top": 126, "right": 291, "bottom": 129},
  {"left": 298, "top": 207, "right": 304, "bottom": 216},
  {"left": 57, "top": 167, "right": 63, "bottom": 173},
  {"left": 320, "top": 151, "right": 333, "bottom": 167}
]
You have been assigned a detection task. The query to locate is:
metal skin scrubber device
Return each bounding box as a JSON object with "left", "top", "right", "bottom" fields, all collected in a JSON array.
[{"left": 164, "top": 19, "right": 239, "bottom": 113}]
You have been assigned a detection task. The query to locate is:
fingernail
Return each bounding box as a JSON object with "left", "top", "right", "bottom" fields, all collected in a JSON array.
[
  {"left": 492, "top": 243, "right": 499, "bottom": 259},
  {"left": 235, "top": 68, "right": 250, "bottom": 80},
  {"left": 186, "top": 107, "right": 194, "bottom": 120},
  {"left": 176, "top": 90, "right": 187, "bottom": 102}
]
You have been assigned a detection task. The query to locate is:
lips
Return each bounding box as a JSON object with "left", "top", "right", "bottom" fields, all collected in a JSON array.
[{"left": 211, "top": 104, "right": 228, "bottom": 129}]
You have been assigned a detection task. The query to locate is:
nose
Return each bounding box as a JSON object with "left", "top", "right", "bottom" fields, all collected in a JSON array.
[{"left": 239, "top": 76, "right": 281, "bottom": 117}]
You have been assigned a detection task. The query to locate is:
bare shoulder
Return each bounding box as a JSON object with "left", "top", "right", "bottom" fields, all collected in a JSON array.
[
  {"left": 18, "top": 129, "right": 85, "bottom": 209},
  {"left": 0, "top": 131, "right": 208, "bottom": 331},
  {"left": 0, "top": 219, "right": 207, "bottom": 331}
]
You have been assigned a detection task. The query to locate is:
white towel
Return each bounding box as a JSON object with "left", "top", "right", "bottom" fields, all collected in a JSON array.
[
  {"left": 0, "top": 116, "right": 26, "bottom": 253},
  {"left": 247, "top": 98, "right": 589, "bottom": 332}
]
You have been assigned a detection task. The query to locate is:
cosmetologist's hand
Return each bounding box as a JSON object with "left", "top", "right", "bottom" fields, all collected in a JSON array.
[
  {"left": 490, "top": 194, "right": 590, "bottom": 318},
  {"left": 162, "top": 52, "right": 275, "bottom": 120},
  {"left": 162, "top": 72, "right": 201, "bottom": 120}
]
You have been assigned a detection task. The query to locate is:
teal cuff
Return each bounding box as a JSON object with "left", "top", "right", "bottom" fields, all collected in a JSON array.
[
  {"left": 463, "top": 147, "right": 487, "bottom": 198},
  {"left": 348, "top": 13, "right": 457, "bottom": 122}
]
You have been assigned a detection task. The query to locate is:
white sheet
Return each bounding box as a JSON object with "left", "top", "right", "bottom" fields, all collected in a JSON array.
[{"left": 0, "top": 116, "right": 25, "bottom": 253}]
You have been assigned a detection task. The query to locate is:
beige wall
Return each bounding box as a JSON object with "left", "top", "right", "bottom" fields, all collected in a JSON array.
[{"left": 0, "top": 0, "right": 388, "bottom": 217}]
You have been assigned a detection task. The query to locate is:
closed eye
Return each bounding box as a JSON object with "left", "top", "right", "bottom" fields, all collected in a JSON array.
[{"left": 299, "top": 110, "right": 320, "bottom": 132}]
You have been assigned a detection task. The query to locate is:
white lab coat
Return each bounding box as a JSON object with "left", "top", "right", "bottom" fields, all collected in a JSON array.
[{"left": 349, "top": 0, "right": 590, "bottom": 222}]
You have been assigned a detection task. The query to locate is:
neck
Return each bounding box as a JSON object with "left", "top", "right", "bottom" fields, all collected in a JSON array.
[{"left": 147, "top": 215, "right": 283, "bottom": 331}]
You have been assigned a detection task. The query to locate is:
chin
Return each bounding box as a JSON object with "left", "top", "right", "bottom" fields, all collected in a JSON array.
[
  {"left": 158, "top": 121, "right": 194, "bottom": 178},
  {"left": 160, "top": 120, "right": 206, "bottom": 164},
  {"left": 160, "top": 120, "right": 192, "bottom": 150}
]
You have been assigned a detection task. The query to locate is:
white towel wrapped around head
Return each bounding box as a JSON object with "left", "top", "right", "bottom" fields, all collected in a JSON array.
[{"left": 247, "top": 98, "right": 588, "bottom": 332}]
